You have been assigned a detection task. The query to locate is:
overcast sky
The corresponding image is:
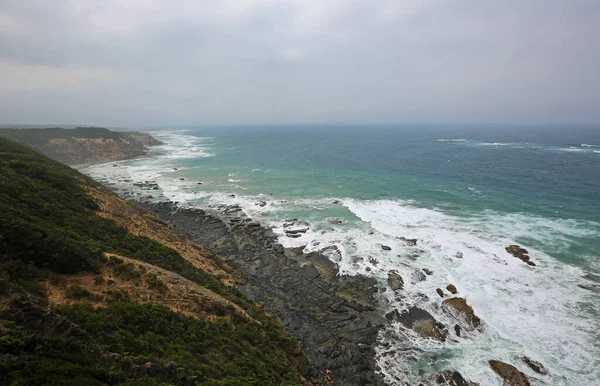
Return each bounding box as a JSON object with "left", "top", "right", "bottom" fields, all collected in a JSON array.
[{"left": 1, "top": 0, "right": 599, "bottom": 127}]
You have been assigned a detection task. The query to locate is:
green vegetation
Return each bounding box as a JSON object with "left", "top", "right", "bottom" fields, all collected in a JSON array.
[
  {"left": 0, "top": 137, "right": 303, "bottom": 385},
  {"left": 0, "top": 127, "right": 134, "bottom": 146}
]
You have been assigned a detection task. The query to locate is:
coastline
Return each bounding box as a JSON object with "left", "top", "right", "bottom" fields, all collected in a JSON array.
[{"left": 76, "top": 128, "right": 600, "bottom": 385}]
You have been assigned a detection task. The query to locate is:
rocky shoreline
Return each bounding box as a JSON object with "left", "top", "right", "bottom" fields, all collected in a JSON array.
[
  {"left": 139, "top": 201, "right": 386, "bottom": 385},
  {"left": 129, "top": 198, "right": 544, "bottom": 386}
]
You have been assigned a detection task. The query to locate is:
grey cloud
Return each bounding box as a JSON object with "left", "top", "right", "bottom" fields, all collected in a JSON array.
[{"left": 0, "top": 0, "right": 599, "bottom": 127}]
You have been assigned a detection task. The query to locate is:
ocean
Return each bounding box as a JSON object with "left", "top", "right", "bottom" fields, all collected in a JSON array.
[{"left": 83, "top": 125, "right": 600, "bottom": 385}]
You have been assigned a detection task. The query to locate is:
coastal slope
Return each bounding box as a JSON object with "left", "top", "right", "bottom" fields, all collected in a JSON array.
[
  {"left": 0, "top": 137, "right": 305, "bottom": 385},
  {"left": 0, "top": 127, "right": 160, "bottom": 165}
]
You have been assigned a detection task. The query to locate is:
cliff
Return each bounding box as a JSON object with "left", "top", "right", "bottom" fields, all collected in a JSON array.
[
  {"left": 0, "top": 127, "right": 161, "bottom": 165},
  {"left": 0, "top": 137, "right": 305, "bottom": 385}
]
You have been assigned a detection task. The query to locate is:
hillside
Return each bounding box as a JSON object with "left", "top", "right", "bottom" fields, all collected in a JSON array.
[
  {"left": 0, "top": 127, "right": 160, "bottom": 165},
  {"left": 0, "top": 137, "right": 305, "bottom": 385}
]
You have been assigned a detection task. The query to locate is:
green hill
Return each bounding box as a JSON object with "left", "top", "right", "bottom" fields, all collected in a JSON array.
[{"left": 0, "top": 137, "right": 305, "bottom": 385}]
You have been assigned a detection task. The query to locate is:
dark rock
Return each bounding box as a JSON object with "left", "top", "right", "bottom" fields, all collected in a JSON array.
[
  {"left": 436, "top": 288, "right": 445, "bottom": 298},
  {"left": 329, "top": 217, "right": 343, "bottom": 224},
  {"left": 141, "top": 201, "right": 385, "bottom": 385},
  {"left": 197, "top": 182, "right": 202, "bottom": 185},
  {"left": 387, "top": 307, "right": 447, "bottom": 342},
  {"left": 179, "top": 177, "right": 185, "bottom": 181},
  {"left": 578, "top": 283, "right": 600, "bottom": 292},
  {"left": 381, "top": 245, "right": 392, "bottom": 251},
  {"left": 435, "top": 370, "right": 478, "bottom": 385},
  {"left": 332, "top": 200, "right": 341, "bottom": 204},
  {"left": 446, "top": 284, "right": 458, "bottom": 294},
  {"left": 387, "top": 270, "right": 404, "bottom": 291},
  {"left": 521, "top": 356, "right": 547, "bottom": 374},
  {"left": 423, "top": 268, "right": 433, "bottom": 275},
  {"left": 454, "top": 324, "right": 461, "bottom": 337},
  {"left": 489, "top": 360, "right": 530, "bottom": 386},
  {"left": 526, "top": 261, "right": 536, "bottom": 266},
  {"left": 455, "top": 251, "right": 463, "bottom": 259},
  {"left": 256, "top": 201, "right": 267, "bottom": 207}
]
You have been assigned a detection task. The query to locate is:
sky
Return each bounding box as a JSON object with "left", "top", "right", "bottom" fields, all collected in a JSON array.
[{"left": 0, "top": 0, "right": 599, "bottom": 127}]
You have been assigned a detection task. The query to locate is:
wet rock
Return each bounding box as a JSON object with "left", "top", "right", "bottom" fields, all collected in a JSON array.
[
  {"left": 229, "top": 194, "right": 235, "bottom": 198},
  {"left": 454, "top": 324, "right": 461, "bottom": 337},
  {"left": 435, "top": 370, "right": 478, "bottom": 385},
  {"left": 436, "top": 288, "right": 445, "bottom": 298},
  {"left": 173, "top": 167, "right": 178, "bottom": 170},
  {"left": 455, "top": 251, "right": 463, "bottom": 259},
  {"left": 387, "top": 270, "right": 404, "bottom": 291},
  {"left": 446, "top": 284, "right": 458, "bottom": 294},
  {"left": 332, "top": 200, "right": 341, "bottom": 204},
  {"left": 521, "top": 356, "right": 547, "bottom": 374},
  {"left": 526, "top": 261, "right": 536, "bottom": 266},
  {"left": 381, "top": 245, "right": 392, "bottom": 251},
  {"left": 329, "top": 217, "right": 343, "bottom": 224},
  {"left": 423, "top": 268, "right": 433, "bottom": 275},
  {"left": 389, "top": 306, "right": 448, "bottom": 342},
  {"left": 489, "top": 360, "right": 530, "bottom": 386},
  {"left": 179, "top": 177, "right": 185, "bottom": 181},
  {"left": 256, "top": 201, "right": 267, "bottom": 207},
  {"left": 506, "top": 244, "right": 532, "bottom": 263},
  {"left": 368, "top": 257, "right": 379, "bottom": 266},
  {"left": 442, "top": 297, "right": 481, "bottom": 328}
]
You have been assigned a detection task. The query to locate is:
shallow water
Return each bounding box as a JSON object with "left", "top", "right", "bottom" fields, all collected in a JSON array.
[{"left": 83, "top": 125, "right": 600, "bottom": 385}]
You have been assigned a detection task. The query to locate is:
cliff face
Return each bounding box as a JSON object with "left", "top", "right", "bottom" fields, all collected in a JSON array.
[{"left": 0, "top": 127, "right": 161, "bottom": 165}]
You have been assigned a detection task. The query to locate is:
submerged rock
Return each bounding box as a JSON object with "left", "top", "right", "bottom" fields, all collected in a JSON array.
[
  {"left": 329, "top": 217, "right": 343, "bottom": 224},
  {"left": 387, "top": 270, "right": 404, "bottom": 291},
  {"left": 489, "top": 360, "right": 530, "bottom": 386},
  {"left": 578, "top": 283, "right": 600, "bottom": 293},
  {"left": 446, "top": 284, "right": 458, "bottom": 294},
  {"left": 411, "top": 269, "right": 427, "bottom": 283},
  {"left": 381, "top": 245, "right": 392, "bottom": 251},
  {"left": 442, "top": 297, "right": 481, "bottom": 328},
  {"left": 521, "top": 356, "right": 548, "bottom": 374},
  {"left": 399, "top": 237, "right": 418, "bottom": 246}
]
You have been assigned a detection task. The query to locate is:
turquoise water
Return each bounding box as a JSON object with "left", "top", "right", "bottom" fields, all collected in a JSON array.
[{"left": 84, "top": 125, "right": 600, "bottom": 385}]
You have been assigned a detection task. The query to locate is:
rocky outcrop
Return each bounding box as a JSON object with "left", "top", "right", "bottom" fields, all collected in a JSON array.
[
  {"left": 442, "top": 297, "right": 481, "bottom": 328},
  {"left": 446, "top": 284, "right": 458, "bottom": 294},
  {"left": 387, "top": 306, "right": 448, "bottom": 341},
  {"left": 142, "top": 202, "right": 385, "bottom": 385},
  {"left": 521, "top": 356, "right": 547, "bottom": 374},
  {"left": 388, "top": 270, "right": 404, "bottom": 291},
  {"left": 435, "top": 370, "right": 479, "bottom": 385},
  {"left": 489, "top": 360, "right": 530, "bottom": 386},
  {"left": 506, "top": 245, "right": 536, "bottom": 266}
]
